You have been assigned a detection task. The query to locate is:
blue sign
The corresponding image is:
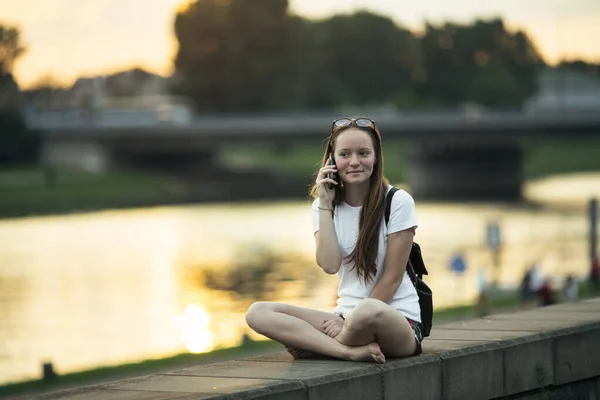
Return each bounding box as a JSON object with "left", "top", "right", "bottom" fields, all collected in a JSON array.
[{"left": 450, "top": 254, "right": 466, "bottom": 274}]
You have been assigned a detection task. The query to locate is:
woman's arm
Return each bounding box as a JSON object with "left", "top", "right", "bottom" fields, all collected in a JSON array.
[
  {"left": 315, "top": 204, "right": 342, "bottom": 274},
  {"left": 369, "top": 227, "right": 414, "bottom": 304}
]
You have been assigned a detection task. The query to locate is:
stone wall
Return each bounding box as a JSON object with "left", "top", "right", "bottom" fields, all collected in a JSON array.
[{"left": 32, "top": 298, "right": 600, "bottom": 400}]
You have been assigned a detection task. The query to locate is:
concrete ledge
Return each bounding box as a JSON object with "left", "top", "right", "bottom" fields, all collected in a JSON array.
[{"left": 31, "top": 298, "right": 600, "bottom": 400}]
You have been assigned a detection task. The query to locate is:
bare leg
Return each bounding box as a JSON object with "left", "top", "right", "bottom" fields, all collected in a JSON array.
[
  {"left": 246, "top": 301, "right": 385, "bottom": 363},
  {"left": 334, "top": 298, "right": 417, "bottom": 358}
]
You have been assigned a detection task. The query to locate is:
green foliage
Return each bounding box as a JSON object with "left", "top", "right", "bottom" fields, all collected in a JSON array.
[
  {"left": 0, "top": 109, "right": 39, "bottom": 165},
  {"left": 172, "top": 3, "right": 547, "bottom": 112},
  {"left": 0, "top": 23, "right": 25, "bottom": 76},
  {"left": 536, "top": 361, "right": 550, "bottom": 399},
  {"left": 524, "top": 139, "right": 600, "bottom": 178},
  {"left": 416, "top": 19, "right": 544, "bottom": 107},
  {"left": 559, "top": 59, "right": 600, "bottom": 79},
  {"left": 303, "top": 13, "right": 417, "bottom": 108},
  {"left": 219, "top": 140, "right": 409, "bottom": 184},
  {"left": 172, "top": 0, "right": 302, "bottom": 112},
  {"left": 0, "top": 23, "right": 25, "bottom": 107},
  {"left": 0, "top": 167, "right": 181, "bottom": 218}
]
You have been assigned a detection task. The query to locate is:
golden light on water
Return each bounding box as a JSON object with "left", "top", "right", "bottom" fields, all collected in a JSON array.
[
  {"left": 174, "top": 304, "right": 213, "bottom": 353},
  {"left": 175, "top": 0, "right": 194, "bottom": 14}
]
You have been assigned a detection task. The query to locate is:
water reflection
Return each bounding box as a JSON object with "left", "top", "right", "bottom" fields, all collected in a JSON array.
[
  {"left": 0, "top": 173, "right": 598, "bottom": 385},
  {"left": 175, "top": 304, "right": 213, "bottom": 353}
]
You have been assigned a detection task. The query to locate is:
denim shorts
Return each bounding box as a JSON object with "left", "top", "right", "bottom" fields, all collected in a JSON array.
[{"left": 406, "top": 318, "right": 423, "bottom": 355}]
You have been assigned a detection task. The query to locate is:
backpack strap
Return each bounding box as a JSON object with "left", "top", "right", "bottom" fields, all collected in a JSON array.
[
  {"left": 385, "top": 187, "right": 399, "bottom": 226},
  {"left": 384, "top": 187, "right": 420, "bottom": 284}
]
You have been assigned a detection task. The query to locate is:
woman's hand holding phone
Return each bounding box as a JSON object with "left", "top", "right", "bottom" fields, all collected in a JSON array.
[
  {"left": 316, "top": 154, "right": 338, "bottom": 203},
  {"left": 327, "top": 155, "right": 338, "bottom": 190}
]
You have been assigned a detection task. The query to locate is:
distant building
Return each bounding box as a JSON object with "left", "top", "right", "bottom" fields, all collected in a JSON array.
[
  {"left": 21, "top": 68, "right": 192, "bottom": 128},
  {"left": 22, "top": 68, "right": 171, "bottom": 108}
]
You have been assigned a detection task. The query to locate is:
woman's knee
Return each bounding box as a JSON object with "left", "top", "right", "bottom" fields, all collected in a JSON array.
[
  {"left": 246, "top": 301, "right": 268, "bottom": 331},
  {"left": 245, "top": 301, "right": 272, "bottom": 332},
  {"left": 348, "top": 298, "right": 388, "bottom": 329}
]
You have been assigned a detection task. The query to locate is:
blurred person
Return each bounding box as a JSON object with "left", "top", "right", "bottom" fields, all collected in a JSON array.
[
  {"left": 590, "top": 257, "right": 599, "bottom": 292},
  {"left": 246, "top": 117, "right": 421, "bottom": 364},
  {"left": 563, "top": 275, "right": 579, "bottom": 302},
  {"left": 529, "top": 262, "right": 544, "bottom": 304},
  {"left": 520, "top": 267, "right": 532, "bottom": 304},
  {"left": 476, "top": 266, "right": 489, "bottom": 317},
  {"left": 539, "top": 278, "right": 556, "bottom": 306}
]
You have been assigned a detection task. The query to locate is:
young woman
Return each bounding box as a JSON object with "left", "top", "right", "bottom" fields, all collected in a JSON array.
[{"left": 245, "top": 117, "right": 422, "bottom": 363}]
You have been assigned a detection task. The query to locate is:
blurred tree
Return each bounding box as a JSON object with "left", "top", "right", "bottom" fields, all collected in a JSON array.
[
  {"left": 21, "top": 74, "right": 65, "bottom": 108},
  {"left": 0, "top": 24, "right": 24, "bottom": 77},
  {"left": 558, "top": 60, "right": 600, "bottom": 79},
  {"left": 305, "top": 12, "right": 417, "bottom": 109},
  {"left": 172, "top": 0, "right": 304, "bottom": 112},
  {"left": 0, "top": 24, "right": 39, "bottom": 165},
  {"left": 415, "top": 19, "right": 545, "bottom": 107},
  {"left": 0, "top": 72, "right": 19, "bottom": 108},
  {"left": 0, "top": 109, "right": 40, "bottom": 165},
  {"left": 0, "top": 23, "right": 25, "bottom": 108},
  {"left": 172, "top": 7, "right": 548, "bottom": 111}
]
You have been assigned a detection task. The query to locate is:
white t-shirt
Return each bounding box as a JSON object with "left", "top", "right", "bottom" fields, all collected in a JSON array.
[{"left": 312, "top": 185, "right": 421, "bottom": 322}]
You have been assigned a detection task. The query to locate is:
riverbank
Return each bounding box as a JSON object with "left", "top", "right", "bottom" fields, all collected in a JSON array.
[
  {"left": 1, "top": 138, "right": 600, "bottom": 219},
  {"left": 0, "top": 167, "right": 189, "bottom": 219},
  {"left": 3, "top": 284, "right": 598, "bottom": 399},
  {"left": 221, "top": 138, "right": 600, "bottom": 182}
]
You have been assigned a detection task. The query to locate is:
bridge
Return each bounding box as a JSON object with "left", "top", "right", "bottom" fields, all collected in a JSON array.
[{"left": 35, "top": 110, "right": 600, "bottom": 201}]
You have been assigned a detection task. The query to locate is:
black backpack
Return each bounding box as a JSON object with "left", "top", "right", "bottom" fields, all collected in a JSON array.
[{"left": 385, "top": 187, "right": 433, "bottom": 337}]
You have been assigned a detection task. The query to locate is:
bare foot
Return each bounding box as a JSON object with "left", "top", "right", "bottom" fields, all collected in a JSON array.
[
  {"left": 348, "top": 342, "right": 386, "bottom": 364},
  {"left": 285, "top": 346, "right": 321, "bottom": 359}
]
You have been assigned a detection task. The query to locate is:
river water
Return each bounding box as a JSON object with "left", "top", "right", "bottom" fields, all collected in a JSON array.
[{"left": 1, "top": 173, "right": 599, "bottom": 385}]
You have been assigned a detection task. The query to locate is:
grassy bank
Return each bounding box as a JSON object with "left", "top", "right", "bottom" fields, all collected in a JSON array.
[
  {"left": 0, "top": 167, "right": 185, "bottom": 219},
  {"left": 1, "top": 138, "right": 600, "bottom": 219},
  {"left": 4, "top": 285, "right": 598, "bottom": 398},
  {"left": 523, "top": 139, "right": 600, "bottom": 179},
  {"left": 221, "top": 138, "right": 600, "bottom": 184},
  {"left": 220, "top": 141, "right": 409, "bottom": 183}
]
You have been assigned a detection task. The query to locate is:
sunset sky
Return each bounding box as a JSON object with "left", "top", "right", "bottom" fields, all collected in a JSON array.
[{"left": 2, "top": 0, "right": 599, "bottom": 89}]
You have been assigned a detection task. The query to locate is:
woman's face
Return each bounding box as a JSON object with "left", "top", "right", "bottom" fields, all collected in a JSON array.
[{"left": 332, "top": 128, "right": 376, "bottom": 186}]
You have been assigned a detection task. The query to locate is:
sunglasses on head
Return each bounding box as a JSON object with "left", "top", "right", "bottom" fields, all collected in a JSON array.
[{"left": 332, "top": 117, "right": 376, "bottom": 132}]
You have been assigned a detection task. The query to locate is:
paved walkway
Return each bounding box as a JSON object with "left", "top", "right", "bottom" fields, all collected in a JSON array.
[{"left": 19, "top": 298, "right": 600, "bottom": 399}]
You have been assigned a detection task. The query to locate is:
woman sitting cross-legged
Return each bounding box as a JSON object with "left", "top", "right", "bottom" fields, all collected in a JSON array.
[{"left": 245, "top": 117, "right": 423, "bottom": 364}]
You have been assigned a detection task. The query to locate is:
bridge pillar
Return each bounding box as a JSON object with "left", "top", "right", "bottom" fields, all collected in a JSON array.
[
  {"left": 42, "top": 140, "right": 115, "bottom": 173},
  {"left": 405, "top": 141, "right": 523, "bottom": 201}
]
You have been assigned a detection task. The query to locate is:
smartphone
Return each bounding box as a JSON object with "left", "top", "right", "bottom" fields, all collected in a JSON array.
[{"left": 328, "top": 154, "right": 337, "bottom": 189}]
